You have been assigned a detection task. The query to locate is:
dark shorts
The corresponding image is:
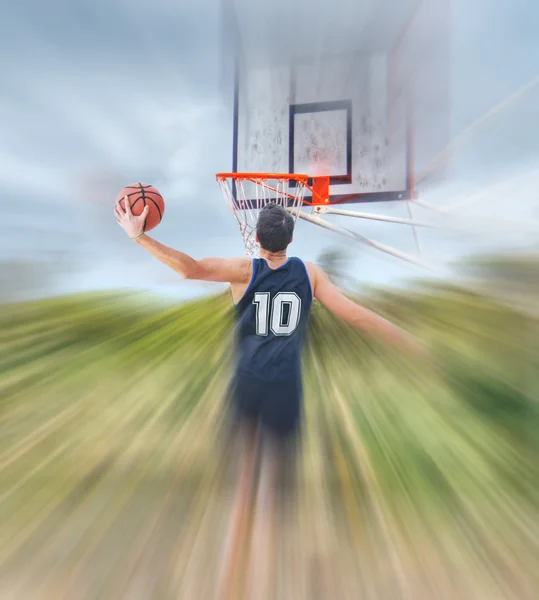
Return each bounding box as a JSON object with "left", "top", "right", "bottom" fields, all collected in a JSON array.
[{"left": 227, "top": 373, "right": 302, "bottom": 439}]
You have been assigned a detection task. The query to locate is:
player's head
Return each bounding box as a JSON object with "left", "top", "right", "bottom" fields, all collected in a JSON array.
[{"left": 256, "top": 203, "right": 295, "bottom": 253}]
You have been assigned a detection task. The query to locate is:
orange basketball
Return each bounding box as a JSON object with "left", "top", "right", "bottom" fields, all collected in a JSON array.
[{"left": 116, "top": 183, "right": 164, "bottom": 232}]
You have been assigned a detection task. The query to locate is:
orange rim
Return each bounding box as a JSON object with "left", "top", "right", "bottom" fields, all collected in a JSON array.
[
  {"left": 217, "top": 172, "right": 309, "bottom": 181},
  {"left": 216, "top": 172, "right": 330, "bottom": 205}
]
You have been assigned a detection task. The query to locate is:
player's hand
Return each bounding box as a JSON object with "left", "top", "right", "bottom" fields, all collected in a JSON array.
[{"left": 114, "top": 196, "right": 149, "bottom": 239}]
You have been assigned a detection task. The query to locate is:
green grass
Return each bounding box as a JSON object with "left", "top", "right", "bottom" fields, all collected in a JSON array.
[{"left": 0, "top": 284, "right": 537, "bottom": 596}]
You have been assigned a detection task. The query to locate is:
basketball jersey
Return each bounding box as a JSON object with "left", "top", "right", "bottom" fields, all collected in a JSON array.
[{"left": 234, "top": 257, "right": 313, "bottom": 382}]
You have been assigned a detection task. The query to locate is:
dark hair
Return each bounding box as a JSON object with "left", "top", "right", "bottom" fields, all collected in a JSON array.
[{"left": 256, "top": 203, "right": 295, "bottom": 252}]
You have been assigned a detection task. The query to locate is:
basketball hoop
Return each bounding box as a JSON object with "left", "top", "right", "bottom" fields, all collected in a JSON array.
[{"left": 216, "top": 173, "right": 329, "bottom": 257}]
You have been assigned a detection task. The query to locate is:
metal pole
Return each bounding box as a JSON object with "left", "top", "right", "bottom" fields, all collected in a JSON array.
[
  {"left": 296, "top": 210, "right": 432, "bottom": 270},
  {"left": 315, "top": 206, "right": 438, "bottom": 228},
  {"left": 407, "top": 201, "right": 422, "bottom": 258}
]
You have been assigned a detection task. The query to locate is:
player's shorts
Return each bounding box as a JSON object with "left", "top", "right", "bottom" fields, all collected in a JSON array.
[{"left": 227, "top": 373, "right": 302, "bottom": 439}]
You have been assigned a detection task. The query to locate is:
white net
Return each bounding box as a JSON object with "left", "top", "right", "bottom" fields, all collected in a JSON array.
[{"left": 217, "top": 175, "right": 308, "bottom": 257}]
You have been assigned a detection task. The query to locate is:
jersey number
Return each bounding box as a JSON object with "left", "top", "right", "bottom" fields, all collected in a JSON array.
[{"left": 253, "top": 292, "right": 301, "bottom": 336}]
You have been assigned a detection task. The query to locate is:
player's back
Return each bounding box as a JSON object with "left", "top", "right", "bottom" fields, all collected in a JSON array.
[{"left": 234, "top": 257, "right": 312, "bottom": 382}]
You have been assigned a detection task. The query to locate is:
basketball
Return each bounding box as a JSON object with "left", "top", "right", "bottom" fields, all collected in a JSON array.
[{"left": 116, "top": 183, "right": 164, "bottom": 232}]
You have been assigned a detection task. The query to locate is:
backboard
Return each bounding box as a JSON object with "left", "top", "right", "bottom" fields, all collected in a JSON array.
[{"left": 222, "top": 0, "right": 451, "bottom": 205}]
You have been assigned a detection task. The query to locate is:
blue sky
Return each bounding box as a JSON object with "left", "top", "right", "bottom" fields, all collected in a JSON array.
[{"left": 1, "top": 0, "right": 538, "bottom": 303}]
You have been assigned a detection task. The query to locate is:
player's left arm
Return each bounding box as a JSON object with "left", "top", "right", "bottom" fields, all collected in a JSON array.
[
  {"left": 136, "top": 235, "right": 251, "bottom": 282},
  {"left": 114, "top": 196, "right": 251, "bottom": 284}
]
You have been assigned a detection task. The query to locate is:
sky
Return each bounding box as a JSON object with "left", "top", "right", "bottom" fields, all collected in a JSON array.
[{"left": 1, "top": 0, "right": 538, "bottom": 303}]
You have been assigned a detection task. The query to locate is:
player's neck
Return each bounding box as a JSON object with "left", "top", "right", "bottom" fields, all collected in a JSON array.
[{"left": 260, "top": 249, "right": 288, "bottom": 264}]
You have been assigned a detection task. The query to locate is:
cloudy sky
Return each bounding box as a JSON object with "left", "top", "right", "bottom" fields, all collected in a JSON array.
[{"left": 1, "top": 0, "right": 538, "bottom": 302}]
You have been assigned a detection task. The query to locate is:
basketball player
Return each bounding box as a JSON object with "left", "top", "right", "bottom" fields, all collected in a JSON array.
[{"left": 115, "top": 197, "right": 425, "bottom": 599}]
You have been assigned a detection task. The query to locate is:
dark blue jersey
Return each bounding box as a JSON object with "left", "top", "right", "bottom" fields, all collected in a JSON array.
[{"left": 234, "top": 257, "right": 313, "bottom": 382}]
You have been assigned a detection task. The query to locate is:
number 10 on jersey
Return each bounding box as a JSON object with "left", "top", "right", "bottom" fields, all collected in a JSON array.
[{"left": 253, "top": 292, "right": 301, "bottom": 336}]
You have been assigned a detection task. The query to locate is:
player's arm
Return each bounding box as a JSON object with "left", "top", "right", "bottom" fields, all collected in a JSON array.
[
  {"left": 135, "top": 235, "right": 250, "bottom": 282},
  {"left": 114, "top": 197, "right": 251, "bottom": 284},
  {"left": 308, "top": 263, "right": 424, "bottom": 354}
]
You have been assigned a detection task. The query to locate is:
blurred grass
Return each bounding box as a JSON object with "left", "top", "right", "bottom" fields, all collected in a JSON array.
[{"left": 0, "top": 282, "right": 538, "bottom": 598}]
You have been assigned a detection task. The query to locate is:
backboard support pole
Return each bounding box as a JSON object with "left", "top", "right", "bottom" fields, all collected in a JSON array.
[
  {"left": 295, "top": 209, "right": 431, "bottom": 270},
  {"left": 314, "top": 206, "right": 438, "bottom": 228}
]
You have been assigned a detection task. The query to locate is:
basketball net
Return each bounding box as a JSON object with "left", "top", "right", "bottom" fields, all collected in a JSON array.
[{"left": 217, "top": 174, "right": 309, "bottom": 257}]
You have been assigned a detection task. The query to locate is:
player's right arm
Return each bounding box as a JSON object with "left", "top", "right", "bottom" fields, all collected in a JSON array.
[{"left": 307, "top": 263, "right": 424, "bottom": 355}]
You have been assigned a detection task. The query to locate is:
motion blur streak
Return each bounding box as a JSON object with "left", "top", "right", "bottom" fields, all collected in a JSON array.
[
  {"left": 0, "top": 275, "right": 538, "bottom": 598},
  {"left": 1, "top": 0, "right": 539, "bottom": 598}
]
